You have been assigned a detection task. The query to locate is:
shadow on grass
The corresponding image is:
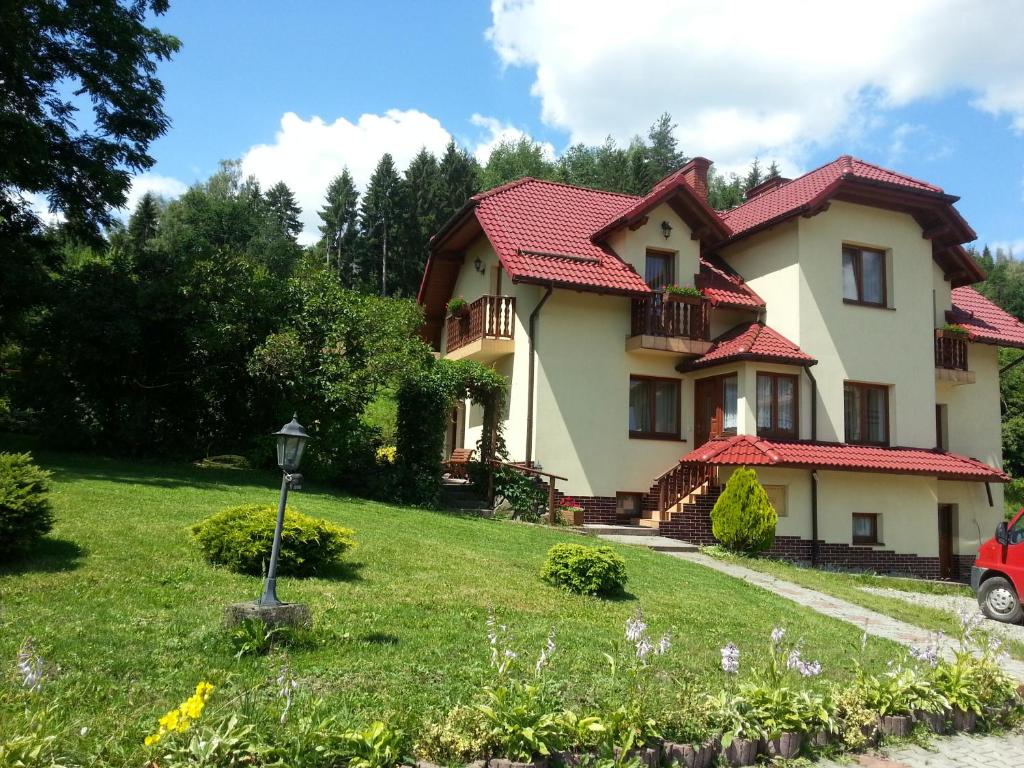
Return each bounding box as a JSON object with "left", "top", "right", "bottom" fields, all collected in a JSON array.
[
  {"left": 0, "top": 537, "right": 85, "bottom": 576},
  {"left": 361, "top": 632, "right": 400, "bottom": 645},
  {"left": 311, "top": 560, "right": 365, "bottom": 583}
]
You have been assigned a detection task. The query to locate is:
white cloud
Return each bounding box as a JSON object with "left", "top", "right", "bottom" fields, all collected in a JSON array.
[
  {"left": 989, "top": 239, "right": 1024, "bottom": 259},
  {"left": 22, "top": 192, "right": 64, "bottom": 227},
  {"left": 487, "top": 0, "right": 1024, "bottom": 171},
  {"left": 122, "top": 173, "right": 188, "bottom": 214},
  {"left": 241, "top": 110, "right": 452, "bottom": 244},
  {"left": 469, "top": 113, "right": 556, "bottom": 164}
]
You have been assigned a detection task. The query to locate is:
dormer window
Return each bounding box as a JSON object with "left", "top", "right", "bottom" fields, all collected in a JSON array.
[
  {"left": 645, "top": 250, "right": 675, "bottom": 290},
  {"left": 842, "top": 245, "right": 887, "bottom": 307}
]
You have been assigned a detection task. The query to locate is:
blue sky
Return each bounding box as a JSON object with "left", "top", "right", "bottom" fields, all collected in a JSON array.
[{"left": 122, "top": 1, "right": 1024, "bottom": 250}]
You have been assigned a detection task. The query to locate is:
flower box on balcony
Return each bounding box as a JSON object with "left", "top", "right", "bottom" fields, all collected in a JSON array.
[
  {"left": 447, "top": 297, "right": 469, "bottom": 318},
  {"left": 663, "top": 285, "right": 704, "bottom": 304}
]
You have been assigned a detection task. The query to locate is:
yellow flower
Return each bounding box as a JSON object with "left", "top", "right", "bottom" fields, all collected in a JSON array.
[{"left": 143, "top": 681, "right": 215, "bottom": 747}]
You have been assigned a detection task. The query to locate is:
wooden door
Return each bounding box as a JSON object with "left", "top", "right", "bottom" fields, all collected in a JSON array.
[
  {"left": 938, "top": 504, "right": 955, "bottom": 580},
  {"left": 694, "top": 377, "right": 720, "bottom": 447}
]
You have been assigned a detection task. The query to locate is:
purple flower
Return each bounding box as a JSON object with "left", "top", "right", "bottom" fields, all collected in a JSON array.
[
  {"left": 771, "top": 627, "right": 786, "bottom": 645},
  {"left": 798, "top": 660, "right": 822, "bottom": 677},
  {"left": 721, "top": 642, "right": 740, "bottom": 674},
  {"left": 656, "top": 633, "right": 672, "bottom": 656},
  {"left": 16, "top": 640, "right": 45, "bottom": 693}
]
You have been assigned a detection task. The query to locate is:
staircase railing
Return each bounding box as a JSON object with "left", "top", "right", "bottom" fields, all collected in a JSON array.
[
  {"left": 654, "top": 461, "right": 715, "bottom": 513},
  {"left": 487, "top": 460, "right": 568, "bottom": 524}
]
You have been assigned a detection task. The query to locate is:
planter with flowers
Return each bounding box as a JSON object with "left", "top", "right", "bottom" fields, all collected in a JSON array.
[
  {"left": 936, "top": 322, "right": 969, "bottom": 339},
  {"left": 557, "top": 497, "right": 585, "bottom": 526},
  {"left": 447, "top": 296, "right": 470, "bottom": 318},
  {"left": 663, "top": 284, "right": 703, "bottom": 304}
]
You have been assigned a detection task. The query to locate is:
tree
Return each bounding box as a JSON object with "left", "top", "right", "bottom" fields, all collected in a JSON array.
[
  {"left": 646, "top": 112, "right": 686, "bottom": 179},
  {"left": 263, "top": 181, "right": 302, "bottom": 239},
  {"left": 479, "top": 137, "right": 555, "bottom": 191},
  {"left": 318, "top": 169, "right": 360, "bottom": 287},
  {"left": 127, "top": 192, "right": 161, "bottom": 253},
  {"left": 437, "top": 141, "right": 480, "bottom": 223},
  {"left": 397, "top": 148, "right": 444, "bottom": 297},
  {"left": 624, "top": 137, "right": 657, "bottom": 195},
  {"left": 710, "top": 466, "right": 778, "bottom": 553},
  {"left": 0, "top": 0, "right": 180, "bottom": 234},
  {"left": 744, "top": 157, "right": 764, "bottom": 192},
  {"left": 359, "top": 154, "right": 403, "bottom": 296}
]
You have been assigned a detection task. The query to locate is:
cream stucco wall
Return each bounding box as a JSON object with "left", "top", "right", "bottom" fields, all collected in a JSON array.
[{"left": 607, "top": 203, "right": 701, "bottom": 288}]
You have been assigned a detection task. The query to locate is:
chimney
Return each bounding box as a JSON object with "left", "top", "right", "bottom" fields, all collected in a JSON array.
[{"left": 680, "top": 157, "right": 712, "bottom": 200}]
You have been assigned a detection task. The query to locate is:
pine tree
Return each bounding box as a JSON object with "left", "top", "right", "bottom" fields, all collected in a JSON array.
[
  {"left": 359, "top": 154, "right": 403, "bottom": 296},
  {"left": 646, "top": 112, "right": 686, "bottom": 178},
  {"left": 127, "top": 192, "right": 161, "bottom": 253},
  {"left": 594, "top": 136, "right": 631, "bottom": 193},
  {"left": 264, "top": 181, "right": 302, "bottom": 239},
  {"left": 765, "top": 160, "right": 781, "bottom": 181},
  {"left": 437, "top": 141, "right": 480, "bottom": 224},
  {"left": 744, "top": 158, "right": 764, "bottom": 192},
  {"left": 710, "top": 467, "right": 778, "bottom": 553},
  {"left": 397, "top": 148, "right": 444, "bottom": 297},
  {"left": 624, "top": 137, "right": 657, "bottom": 195},
  {"left": 318, "top": 169, "right": 360, "bottom": 286}
]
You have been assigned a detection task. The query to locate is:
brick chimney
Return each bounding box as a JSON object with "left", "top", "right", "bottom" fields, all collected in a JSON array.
[{"left": 680, "top": 157, "right": 712, "bottom": 200}]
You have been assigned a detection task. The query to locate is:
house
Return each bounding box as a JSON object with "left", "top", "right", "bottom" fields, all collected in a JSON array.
[{"left": 417, "top": 155, "right": 1024, "bottom": 579}]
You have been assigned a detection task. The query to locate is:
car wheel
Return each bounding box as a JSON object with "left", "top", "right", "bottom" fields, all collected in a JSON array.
[{"left": 978, "top": 576, "right": 1024, "bottom": 624}]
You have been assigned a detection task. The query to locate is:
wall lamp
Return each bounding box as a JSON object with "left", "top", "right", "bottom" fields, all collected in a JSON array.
[
  {"left": 661, "top": 221, "right": 672, "bottom": 239},
  {"left": 474, "top": 257, "right": 485, "bottom": 274}
]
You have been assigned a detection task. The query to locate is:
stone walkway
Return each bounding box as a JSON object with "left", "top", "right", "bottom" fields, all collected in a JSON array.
[{"left": 591, "top": 534, "right": 1024, "bottom": 767}]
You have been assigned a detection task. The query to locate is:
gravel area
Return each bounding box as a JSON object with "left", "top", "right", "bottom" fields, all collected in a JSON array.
[{"left": 858, "top": 586, "right": 1024, "bottom": 645}]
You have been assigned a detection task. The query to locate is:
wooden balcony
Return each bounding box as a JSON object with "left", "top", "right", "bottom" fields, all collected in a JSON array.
[
  {"left": 934, "top": 329, "right": 975, "bottom": 384},
  {"left": 444, "top": 295, "right": 516, "bottom": 361},
  {"left": 626, "top": 294, "right": 713, "bottom": 355}
]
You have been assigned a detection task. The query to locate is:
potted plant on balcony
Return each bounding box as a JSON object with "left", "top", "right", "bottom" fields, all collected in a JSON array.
[
  {"left": 664, "top": 284, "right": 704, "bottom": 304},
  {"left": 936, "top": 323, "right": 969, "bottom": 339},
  {"left": 447, "top": 296, "right": 470, "bottom": 318}
]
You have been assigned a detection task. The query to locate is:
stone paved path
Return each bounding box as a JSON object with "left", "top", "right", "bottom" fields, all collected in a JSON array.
[{"left": 592, "top": 535, "right": 1024, "bottom": 767}]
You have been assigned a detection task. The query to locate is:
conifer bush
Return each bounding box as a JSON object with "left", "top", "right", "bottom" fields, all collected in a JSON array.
[
  {"left": 710, "top": 466, "right": 777, "bottom": 554},
  {"left": 541, "top": 543, "right": 627, "bottom": 596},
  {"left": 0, "top": 452, "right": 54, "bottom": 556},
  {"left": 191, "top": 504, "right": 355, "bottom": 576}
]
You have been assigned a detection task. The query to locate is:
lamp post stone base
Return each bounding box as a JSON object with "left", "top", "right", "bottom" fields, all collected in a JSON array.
[{"left": 224, "top": 601, "right": 311, "bottom": 629}]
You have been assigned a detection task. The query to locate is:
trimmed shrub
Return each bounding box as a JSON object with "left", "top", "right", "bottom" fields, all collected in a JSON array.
[
  {"left": 710, "top": 466, "right": 777, "bottom": 553},
  {"left": 191, "top": 504, "right": 355, "bottom": 576},
  {"left": 541, "top": 543, "right": 627, "bottom": 596},
  {"left": 0, "top": 452, "right": 54, "bottom": 556}
]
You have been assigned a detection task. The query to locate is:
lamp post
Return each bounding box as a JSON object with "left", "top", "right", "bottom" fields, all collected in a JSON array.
[{"left": 258, "top": 414, "right": 311, "bottom": 607}]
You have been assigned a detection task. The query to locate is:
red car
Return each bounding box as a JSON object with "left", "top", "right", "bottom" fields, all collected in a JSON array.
[{"left": 972, "top": 508, "right": 1024, "bottom": 623}]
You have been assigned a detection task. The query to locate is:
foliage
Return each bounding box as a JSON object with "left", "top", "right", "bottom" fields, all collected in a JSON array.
[
  {"left": 191, "top": 503, "right": 355, "bottom": 576},
  {"left": 340, "top": 721, "right": 410, "bottom": 768},
  {"left": 394, "top": 357, "right": 506, "bottom": 505},
  {"left": 541, "top": 543, "right": 628, "bottom": 596},
  {"left": 710, "top": 467, "right": 778, "bottom": 553},
  {"left": 148, "top": 715, "right": 264, "bottom": 767},
  {"left": 492, "top": 465, "right": 547, "bottom": 520},
  {"left": 227, "top": 619, "right": 315, "bottom": 659},
  {"left": 447, "top": 296, "right": 469, "bottom": 315},
  {"left": 664, "top": 284, "right": 702, "bottom": 297},
  {"left": 0, "top": 0, "right": 179, "bottom": 233},
  {"left": 415, "top": 706, "right": 492, "bottom": 765},
  {"left": 193, "top": 454, "right": 252, "bottom": 471},
  {"left": 318, "top": 168, "right": 362, "bottom": 286},
  {"left": 0, "top": 452, "right": 53, "bottom": 557},
  {"left": 940, "top": 323, "right": 969, "bottom": 337},
  {"left": 479, "top": 137, "right": 557, "bottom": 190},
  {"left": 854, "top": 664, "right": 935, "bottom": 717}
]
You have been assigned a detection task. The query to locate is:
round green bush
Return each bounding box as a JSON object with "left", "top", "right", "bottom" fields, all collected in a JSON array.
[
  {"left": 0, "top": 452, "right": 54, "bottom": 557},
  {"left": 540, "top": 543, "right": 627, "bottom": 596},
  {"left": 191, "top": 504, "right": 355, "bottom": 576},
  {"left": 710, "top": 466, "right": 777, "bottom": 554}
]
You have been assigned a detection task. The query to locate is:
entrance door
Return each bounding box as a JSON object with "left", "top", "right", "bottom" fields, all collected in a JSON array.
[
  {"left": 694, "top": 375, "right": 736, "bottom": 447},
  {"left": 938, "top": 504, "right": 955, "bottom": 580},
  {"left": 444, "top": 403, "right": 465, "bottom": 458}
]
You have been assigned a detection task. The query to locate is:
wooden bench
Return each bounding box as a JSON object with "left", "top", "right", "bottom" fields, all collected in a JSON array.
[{"left": 444, "top": 448, "right": 475, "bottom": 479}]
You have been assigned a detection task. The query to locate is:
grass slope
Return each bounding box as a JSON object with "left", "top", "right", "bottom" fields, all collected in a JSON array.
[{"left": 1, "top": 444, "right": 900, "bottom": 761}]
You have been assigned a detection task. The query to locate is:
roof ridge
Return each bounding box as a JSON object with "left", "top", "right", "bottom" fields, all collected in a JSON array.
[
  {"left": 473, "top": 177, "right": 538, "bottom": 201},
  {"left": 849, "top": 156, "right": 943, "bottom": 192},
  {"left": 478, "top": 176, "right": 642, "bottom": 201},
  {"left": 720, "top": 157, "right": 841, "bottom": 218}
]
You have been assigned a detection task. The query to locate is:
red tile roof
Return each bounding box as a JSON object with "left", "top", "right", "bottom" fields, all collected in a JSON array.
[
  {"left": 697, "top": 255, "right": 765, "bottom": 309},
  {"left": 680, "top": 434, "right": 1008, "bottom": 482},
  {"left": 949, "top": 286, "right": 1024, "bottom": 349},
  {"left": 682, "top": 322, "right": 815, "bottom": 371},
  {"left": 721, "top": 156, "right": 946, "bottom": 237}
]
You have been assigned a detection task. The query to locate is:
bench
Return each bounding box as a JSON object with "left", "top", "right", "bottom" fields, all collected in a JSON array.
[{"left": 444, "top": 448, "right": 475, "bottom": 479}]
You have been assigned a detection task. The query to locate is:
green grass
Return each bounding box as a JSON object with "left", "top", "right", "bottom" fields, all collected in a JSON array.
[
  {"left": 704, "top": 548, "right": 1024, "bottom": 661},
  {"left": 1, "top": 442, "right": 903, "bottom": 763}
]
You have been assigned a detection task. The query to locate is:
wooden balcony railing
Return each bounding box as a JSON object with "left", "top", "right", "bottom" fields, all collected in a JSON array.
[
  {"left": 935, "top": 330, "right": 968, "bottom": 371},
  {"left": 445, "top": 295, "right": 516, "bottom": 354},
  {"left": 630, "top": 295, "right": 710, "bottom": 340},
  {"left": 654, "top": 461, "right": 715, "bottom": 513}
]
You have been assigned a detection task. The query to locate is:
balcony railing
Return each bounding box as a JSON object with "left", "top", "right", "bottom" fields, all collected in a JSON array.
[
  {"left": 630, "top": 294, "right": 710, "bottom": 340},
  {"left": 446, "top": 295, "right": 516, "bottom": 354},
  {"left": 935, "top": 330, "right": 968, "bottom": 371}
]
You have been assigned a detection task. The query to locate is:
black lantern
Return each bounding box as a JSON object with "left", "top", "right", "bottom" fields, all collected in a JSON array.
[
  {"left": 661, "top": 220, "right": 672, "bottom": 239},
  {"left": 259, "top": 414, "right": 312, "bottom": 606},
  {"left": 273, "top": 415, "right": 310, "bottom": 472}
]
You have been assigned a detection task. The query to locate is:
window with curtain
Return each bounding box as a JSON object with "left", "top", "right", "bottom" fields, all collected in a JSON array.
[
  {"left": 629, "top": 376, "right": 680, "bottom": 438},
  {"left": 852, "top": 513, "right": 880, "bottom": 545},
  {"left": 723, "top": 376, "right": 737, "bottom": 431},
  {"left": 644, "top": 250, "right": 675, "bottom": 290},
  {"left": 842, "top": 246, "right": 887, "bottom": 306},
  {"left": 844, "top": 382, "right": 889, "bottom": 445},
  {"left": 756, "top": 373, "right": 798, "bottom": 437}
]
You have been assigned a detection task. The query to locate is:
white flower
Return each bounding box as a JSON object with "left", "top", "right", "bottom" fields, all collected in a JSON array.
[
  {"left": 798, "top": 660, "right": 822, "bottom": 677},
  {"left": 276, "top": 666, "right": 299, "bottom": 724},
  {"left": 786, "top": 648, "right": 802, "bottom": 671},
  {"left": 80, "top": 727, "right": 89, "bottom": 738},
  {"left": 16, "top": 640, "right": 45, "bottom": 693},
  {"left": 771, "top": 627, "right": 786, "bottom": 645},
  {"left": 535, "top": 630, "right": 556, "bottom": 674},
  {"left": 625, "top": 610, "right": 647, "bottom": 643},
  {"left": 636, "top": 637, "right": 654, "bottom": 660},
  {"left": 656, "top": 633, "right": 672, "bottom": 656},
  {"left": 721, "top": 642, "right": 740, "bottom": 674}
]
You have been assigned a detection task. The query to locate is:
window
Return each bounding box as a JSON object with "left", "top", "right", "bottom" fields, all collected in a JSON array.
[
  {"left": 616, "top": 492, "right": 643, "bottom": 520},
  {"left": 935, "top": 404, "right": 948, "bottom": 451},
  {"left": 756, "top": 373, "right": 798, "bottom": 438},
  {"left": 629, "top": 376, "right": 680, "bottom": 439},
  {"left": 645, "top": 250, "right": 675, "bottom": 290},
  {"left": 852, "top": 513, "right": 880, "bottom": 545},
  {"left": 842, "top": 246, "right": 887, "bottom": 306},
  {"left": 763, "top": 485, "right": 788, "bottom": 517},
  {"left": 722, "top": 376, "right": 738, "bottom": 431},
  {"left": 844, "top": 382, "right": 889, "bottom": 445},
  {"left": 1009, "top": 514, "right": 1024, "bottom": 545}
]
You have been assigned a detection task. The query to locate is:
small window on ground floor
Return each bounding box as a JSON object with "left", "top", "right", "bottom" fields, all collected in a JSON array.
[
  {"left": 762, "top": 484, "right": 788, "bottom": 517},
  {"left": 629, "top": 376, "right": 680, "bottom": 439},
  {"left": 852, "top": 513, "right": 881, "bottom": 545},
  {"left": 617, "top": 492, "right": 643, "bottom": 519}
]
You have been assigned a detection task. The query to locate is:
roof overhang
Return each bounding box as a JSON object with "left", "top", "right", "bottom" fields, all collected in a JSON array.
[{"left": 591, "top": 178, "right": 730, "bottom": 247}]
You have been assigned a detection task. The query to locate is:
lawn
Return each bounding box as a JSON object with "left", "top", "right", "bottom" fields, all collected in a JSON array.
[
  {"left": 1, "top": 441, "right": 902, "bottom": 763},
  {"left": 704, "top": 548, "right": 1024, "bottom": 661}
]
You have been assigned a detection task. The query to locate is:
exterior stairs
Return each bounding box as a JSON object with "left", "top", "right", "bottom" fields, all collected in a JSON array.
[
  {"left": 440, "top": 480, "right": 493, "bottom": 516},
  {"left": 582, "top": 523, "right": 698, "bottom": 552}
]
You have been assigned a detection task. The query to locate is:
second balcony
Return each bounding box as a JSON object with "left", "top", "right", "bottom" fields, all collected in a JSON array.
[{"left": 627, "top": 294, "right": 713, "bottom": 355}]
